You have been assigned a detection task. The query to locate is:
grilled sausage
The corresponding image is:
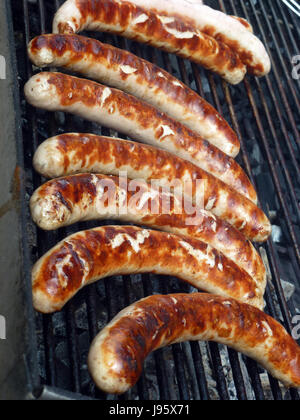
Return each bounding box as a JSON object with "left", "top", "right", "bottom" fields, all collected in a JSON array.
[
  {"left": 231, "top": 16, "right": 253, "bottom": 32},
  {"left": 32, "top": 225, "right": 263, "bottom": 313},
  {"left": 115, "top": 0, "right": 270, "bottom": 75},
  {"left": 170, "top": 0, "right": 253, "bottom": 31},
  {"left": 24, "top": 72, "right": 257, "bottom": 202},
  {"left": 52, "top": 0, "right": 247, "bottom": 85},
  {"left": 88, "top": 293, "right": 300, "bottom": 394},
  {"left": 28, "top": 34, "right": 240, "bottom": 157},
  {"left": 177, "top": 0, "right": 252, "bottom": 31},
  {"left": 33, "top": 134, "right": 271, "bottom": 242},
  {"left": 30, "top": 173, "right": 266, "bottom": 289},
  {"left": 175, "top": 0, "right": 253, "bottom": 31}
]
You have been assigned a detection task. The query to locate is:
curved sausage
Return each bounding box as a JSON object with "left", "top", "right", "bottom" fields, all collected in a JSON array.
[
  {"left": 33, "top": 134, "right": 271, "bottom": 242},
  {"left": 52, "top": 0, "right": 247, "bottom": 85},
  {"left": 32, "top": 225, "right": 263, "bottom": 313},
  {"left": 116, "top": 0, "right": 270, "bottom": 75},
  {"left": 24, "top": 72, "right": 257, "bottom": 203},
  {"left": 231, "top": 16, "right": 253, "bottom": 32},
  {"left": 88, "top": 293, "right": 300, "bottom": 394},
  {"left": 167, "top": 0, "right": 253, "bottom": 32},
  {"left": 30, "top": 173, "right": 266, "bottom": 289},
  {"left": 28, "top": 34, "right": 240, "bottom": 157}
]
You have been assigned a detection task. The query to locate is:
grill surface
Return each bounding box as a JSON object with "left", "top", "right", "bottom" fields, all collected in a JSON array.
[{"left": 9, "top": 0, "right": 300, "bottom": 400}]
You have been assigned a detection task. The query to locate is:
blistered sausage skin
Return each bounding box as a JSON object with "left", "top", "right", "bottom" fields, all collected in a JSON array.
[
  {"left": 116, "top": 0, "right": 270, "bottom": 75},
  {"left": 32, "top": 225, "right": 263, "bottom": 313},
  {"left": 28, "top": 34, "right": 240, "bottom": 157},
  {"left": 30, "top": 173, "right": 266, "bottom": 289},
  {"left": 52, "top": 0, "right": 247, "bottom": 85},
  {"left": 88, "top": 293, "right": 300, "bottom": 394},
  {"left": 24, "top": 72, "right": 257, "bottom": 203},
  {"left": 33, "top": 134, "right": 271, "bottom": 242}
]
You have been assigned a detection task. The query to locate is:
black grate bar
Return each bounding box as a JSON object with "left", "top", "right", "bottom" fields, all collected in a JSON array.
[
  {"left": 261, "top": 0, "right": 300, "bottom": 114},
  {"left": 227, "top": 349, "right": 248, "bottom": 400},
  {"left": 244, "top": 358, "right": 266, "bottom": 400},
  {"left": 38, "top": 0, "right": 46, "bottom": 34},
  {"left": 189, "top": 342, "right": 210, "bottom": 400},
  {"left": 227, "top": 0, "right": 300, "bottom": 213},
  {"left": 246, "top": 0, "right": 300, "bottom": 152},
  {"left": 141, "top": 274, "right": 179, "bottom": 400},
  {"left": 22, "top": 0, "right": 58, "bottom": 389},
  {"left": 223, "top": 0, "right": 300, "bottom": 267},
  {"left": 244, "top": 76, "right": 300, "bottom": 264},
  {"left": 208, "top": 343, "right": 230, "bottom": 400},
  {"left": 282, "top": 0, "right": 300, "bottom": 40},
  {"left": 181, "top": 342, "right": 202, "bottom": 401},
  {"left": 270, "top": 0, "right": 299, "bottom": 64},
  {"left": 276, "top": 2, "right": 299, "bottom": 57},
  {"left": 65, "top": 301, "right": 82, "bottom": 394},
  {"left": 218, "top": 0, "right": 300, "bottom": 400}
]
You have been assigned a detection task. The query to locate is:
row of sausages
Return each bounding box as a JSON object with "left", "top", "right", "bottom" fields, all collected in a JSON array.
[
  {"left": 53, "top": 0, "right": 271, "bottom": 83},
  {"left": 25, "top": 0, "right": 300, "bottom": 394}
]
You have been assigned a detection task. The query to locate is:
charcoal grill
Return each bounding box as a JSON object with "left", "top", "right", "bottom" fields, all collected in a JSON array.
[{"left": 1, "top": 0, "right": 299, "bottom": 400}]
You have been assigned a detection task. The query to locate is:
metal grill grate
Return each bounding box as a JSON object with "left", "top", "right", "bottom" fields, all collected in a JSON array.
[{"left": 9, "top": 0, "right": 300, "bottom": 400}]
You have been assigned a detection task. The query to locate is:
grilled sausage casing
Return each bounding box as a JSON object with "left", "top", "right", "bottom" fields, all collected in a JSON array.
[
  {"left": 28, "top": 34, "right": 240, "bottom": 157},
  {"left": 116, "top": 0, "right": 271, "bottom": 75},
  {"left": 33, "top": 134, "right": 271, "bottom": 242},
  {"left": 24, "top": 72, "right": 257, "bottom": 203},
  {"left": 52, "top": 0, "right": 247, "bottom": 84},
  {"left": 32, "top": 226, "right": 263, "bottom": 313},
  {"left": 88, "top": 293, "right": 300, "bottom": 394},
  {"left": 30, "top": 173, "right": 266, "bottom": 289}
]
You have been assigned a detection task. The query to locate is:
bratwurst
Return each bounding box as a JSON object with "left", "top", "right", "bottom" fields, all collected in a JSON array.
[
  {"left": 28, "top": 34, "right": 240, "bottom": 157},
  {"left": 52, "top": 0, "right": 247, "bottom": 84},
  {"left": 33, "top": 134, "right": 270, "bottom": 242},
  {"left": 24, "top": 72, "right": 257, "bottom": 202},
  {"left": 30, "top": 173, "right": 266, "bottom": 289},
  {"left": 32, "top": 225, "right": 263, "bottom": 313},
  {"left": 115, "top": 0, "right": 271, "bottom": 75},
  {"left": 88, "top": 293, "right": 300, "bottom": 394}
]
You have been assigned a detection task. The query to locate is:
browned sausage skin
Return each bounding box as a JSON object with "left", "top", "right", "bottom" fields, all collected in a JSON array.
[
  {"left": 52, "top": 0, "right": 247, "bottom": 84},
  {"left": 115, "top": 0, "right": 270, "bottom": 75},
  {"left": 28, "top": 34, "right": 240, "bottom": 157},
  {"left": 88, "top": 293, "right": 300, "bottom": 394},
  {"left": 231, "top": 16, "right": 253, "bottom": 32},
  {"left": 24, "top": 72, "right": 257, "bottom": 203},
  {"left": 32, "top": 226, "right": 263, "bottom": 313},
  {"left": 30, "top": 173, "right": 267, "bottom": 289},
  {"left": 33, "top": 134, "right": 271, "bottom": 242}
]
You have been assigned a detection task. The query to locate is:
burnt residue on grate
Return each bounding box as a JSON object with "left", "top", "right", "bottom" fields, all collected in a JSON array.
[{"left": 10, "top": 0, "right": 300, "bottom": 400}]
